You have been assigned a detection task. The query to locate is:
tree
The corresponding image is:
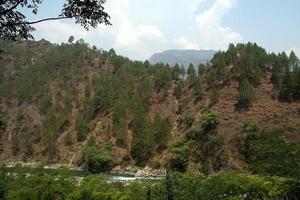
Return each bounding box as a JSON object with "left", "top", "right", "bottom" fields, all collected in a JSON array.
[
  {"left": 194, "top": 79, "right": 203, "bottom": 100},
  {"left": 207, "top": 69, "right": 217, "bottom": 85},
  {"left": 0, "top": 111, "right": 5, "bottom": 135},
  {"left": 168, "top": 139, "right": 190, "bottom": 172},
  {"left": 200, "top": 111, "right": 218, "bottom": 132},
  {"left": 152, "top": 114, "right": 170, "bottom": 150},
  {"left": 131, "top": 110, "right": 155, "bottom": 166},
  {"left": 289, "top": 51, "right": 299, "bottom": 70},
  {"left": 237, "top": 77, "right": 255, "bottom": 109},
  {"left": 109, "top": 48, "right": 116, "bottom": 57},
  {"left": 209, "top": 87, "right": 219, "bottom": 105},
  {"left": 174, "top": 82, "right": 182, "bottom": 99},
  {"left": 187, "top": 64, "right": 196, "bottom": 82},
  {"left": 76, "top": 112, "right": 89, "bottom": 142},
  {"left": 294, "top": 69, "right": 300, "bottom": 99},
  {"left": 64, "top": 132, "right": 73, "bottom": 146},
  {"left": 279, "top": 65, "right": 295, "bottom": 101},
  {"left": 166, "top": 172, "right": 176, "bottom": 200},
  {"left": 82, "top": 137, "right": 112, "bottom": 172},
  {"left": 180, "top": 66, "right": 186, "bottom": 79},
  {"left": 112, "top": 102, "right": 127, "bottom": 147},
  {"left": 198, "top": 64, "right": 206, "bottom": 76},
  {"left": 0, "top": 0, "right": 111, "bottom": 40},
  {"left": 172, "top": 64, "right": 181, "bottom": 80},
  {"left": 68, "top": 35, "right": 75, "bottom": 44},
  {"left": 271, "top": 53, "right": 285, "bottom": 89}
]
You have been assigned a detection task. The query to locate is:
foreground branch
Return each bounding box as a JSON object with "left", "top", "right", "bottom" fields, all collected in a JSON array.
[{"left": 27, "top": 16, "right": 71, "bottom": 25}]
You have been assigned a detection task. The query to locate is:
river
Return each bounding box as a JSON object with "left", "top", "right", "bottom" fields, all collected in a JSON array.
[{"left": 4, "top": 164, "right": 164, "bottom": 182}]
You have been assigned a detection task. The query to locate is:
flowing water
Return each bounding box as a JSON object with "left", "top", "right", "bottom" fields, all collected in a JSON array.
[{"left": 5, "top": 165, "right": 163, "bottom": 181}]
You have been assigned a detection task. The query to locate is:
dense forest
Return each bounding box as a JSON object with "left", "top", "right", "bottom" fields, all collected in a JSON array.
[
  {"left": 1, "top": 164, "right": 300, "bottom": 200},
  {"left": 0, "top": 38, "right": 300, "bottom": 199}
]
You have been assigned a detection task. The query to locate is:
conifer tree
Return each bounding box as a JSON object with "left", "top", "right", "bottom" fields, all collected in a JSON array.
[
  {"left": 152, "top": 114, "right": 170, "bottom": 150},
  {"left": 279, "top": 65, "right": 295, "bottom": 101},
  {"left": 289, "top": 51, "right": 299, "bottom": 70},
  {"left": 294, "top": 69, "right": 300, "bottom": 99},
  {"left": 187, "top": 64, "right": 196, "bottom": 82},
  {"left": 174, "top": 82, "right": 183, "bottom": 99},
  {"left": 209, "top": 87, "right": 219, "bottom": 105},
  {"left": 112, "top": 102, "right": 127, "bottom": 146},
  {"left": 237, "top": 77, "right": 255, "bottom": 109},
  {"left": 198, "top": 64, "right": 206, "bottom": 76},
  {"left": 172, "top": 64, "right": 181, "bottom": 80},
  {"left": 194, "top": 79, "right": 203, "bottom": 100},
  {"left": 131, "top": 110, "right": 155, "bottom": 166},
  {"left": 180, "top": 66, "right": 186, "bottom": 79}
]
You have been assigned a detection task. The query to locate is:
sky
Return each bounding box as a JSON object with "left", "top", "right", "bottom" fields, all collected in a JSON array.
[{"left": 24, "top": 0, "right": 300, "bottom": 60}]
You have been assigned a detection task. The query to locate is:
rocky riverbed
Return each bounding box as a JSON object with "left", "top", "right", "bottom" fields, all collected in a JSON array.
[
  {"left": 111, "top": 165, "right": 166, "bottom": 177},
  {"left": 3, "top": 162, "right": 167, "bottom": 178}
]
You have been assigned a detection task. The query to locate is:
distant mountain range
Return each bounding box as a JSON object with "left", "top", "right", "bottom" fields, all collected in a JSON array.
[{"left": 149, "top": 49, "right": 217, "bottom": 68}]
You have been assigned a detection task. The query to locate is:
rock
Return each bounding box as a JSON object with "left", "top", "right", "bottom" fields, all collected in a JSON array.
[{"left": 111, "top": 165, "right": 166, "bottom": 177}]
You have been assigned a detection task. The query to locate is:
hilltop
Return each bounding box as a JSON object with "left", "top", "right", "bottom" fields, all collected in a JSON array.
[{"left": 0, "top": 39, "right": 300, "bottom": 177}]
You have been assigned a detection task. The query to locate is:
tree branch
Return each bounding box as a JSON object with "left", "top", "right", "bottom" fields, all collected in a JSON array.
[
  {"left": 27, "top": 16, "right": 71, "bottom": 25},
  {"left": 0, "top": 0, "right": 23, "bottom": 15}
]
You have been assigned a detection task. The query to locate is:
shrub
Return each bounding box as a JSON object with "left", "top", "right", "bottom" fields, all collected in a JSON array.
[
  {"left": 178, "top": 115, "right": 195, "bottom": 129},
  {"left": 244, "top": 120, "right": 260, "bottom": 133},
  {"left": 200, "top": 111, "right": 218, "bottom": 132},
  {"left": 81, "top": 137, "right": 112, "bottom": 172},
  {"left": 64, "top": 132, "right": 73, "bottom": 146},
  {"left": 168, "top": 139, "right": 190, "bottom": 172}
]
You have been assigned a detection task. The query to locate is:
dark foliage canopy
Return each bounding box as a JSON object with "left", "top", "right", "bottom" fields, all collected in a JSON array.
[{"left": 0, "top": 0, "right": 111, "bottom": 40}]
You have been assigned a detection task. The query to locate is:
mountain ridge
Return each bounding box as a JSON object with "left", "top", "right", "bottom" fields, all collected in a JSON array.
[{"left": 149, "top": 49, "right": 216, "bottom": 67}]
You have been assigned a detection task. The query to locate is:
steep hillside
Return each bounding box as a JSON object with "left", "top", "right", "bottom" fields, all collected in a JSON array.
[{"left": 0, "top": 40, "right": 300, "bottom": 176}]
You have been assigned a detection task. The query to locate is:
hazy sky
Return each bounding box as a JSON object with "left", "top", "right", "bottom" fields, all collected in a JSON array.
[{"left": 25, "top": 0, "right": 300, "bottom": 60}]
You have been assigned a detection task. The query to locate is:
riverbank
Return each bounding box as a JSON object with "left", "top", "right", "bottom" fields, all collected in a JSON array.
[{"left": 3, "top": 162, "right": 167, "bottom": 179}]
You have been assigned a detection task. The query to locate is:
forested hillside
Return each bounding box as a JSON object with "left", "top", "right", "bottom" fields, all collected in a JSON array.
[{"left": 0, "top": 39, "right": 300, "bottom": 177}]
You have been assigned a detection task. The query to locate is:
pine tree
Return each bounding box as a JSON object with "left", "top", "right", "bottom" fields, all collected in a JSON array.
[
  {"left": 209, "top": 87, "right": 219, "bottom": 105},
  {"left": 194, "top": 79, "right": 203, "bottom": 100},
  {"left": 166, "top": 172, "right": 175, "bottom": 200},
  {"left": 226, "top": 43, "right": 237, "bottom": 65},
  {"left": 0, "top": 110, "right": 5, "bottom": 134},
  {"left": 131, "top": 110, "right": 155, "bottom": 166},
  {"left": 146, "top": 188, "right": 152, "bottom": 200},
  {"left": 174, "top": 83, "right": 182, "bottom": 99},
  {"left": 198, "top": 64, "right": 206, "bottom": 76},
  {"left": 187, "top": 64, "right": 196, "bottom": 82},
  {"left": 294, "top": 69, "right": 300, "bottom": 99},
  {"left": 271, "top": 54, "right": 284, "bottom": 89},
  {"left": 237, "top": 77, "right": 255, "bottom": 109},
  {"left": 207, "top": 69, "right": 217, "bottom": 85},
  {"left": 152, "top": 114, "right": 170, "bottom": 150},
  {"left": 289, "top": 51, "right": 299, "bottom": 71},
  {"left": 180, "top": 66, "right": 186, "bottom": 79},
  {"left": 112, "top": 103, "right": 127, "bottom": 146},
  {"left": 279, "top": 65, "right": 295, "bottom": 101},
  {"left": 172, "top": 64, "right": 181, "bottom": 80}
]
